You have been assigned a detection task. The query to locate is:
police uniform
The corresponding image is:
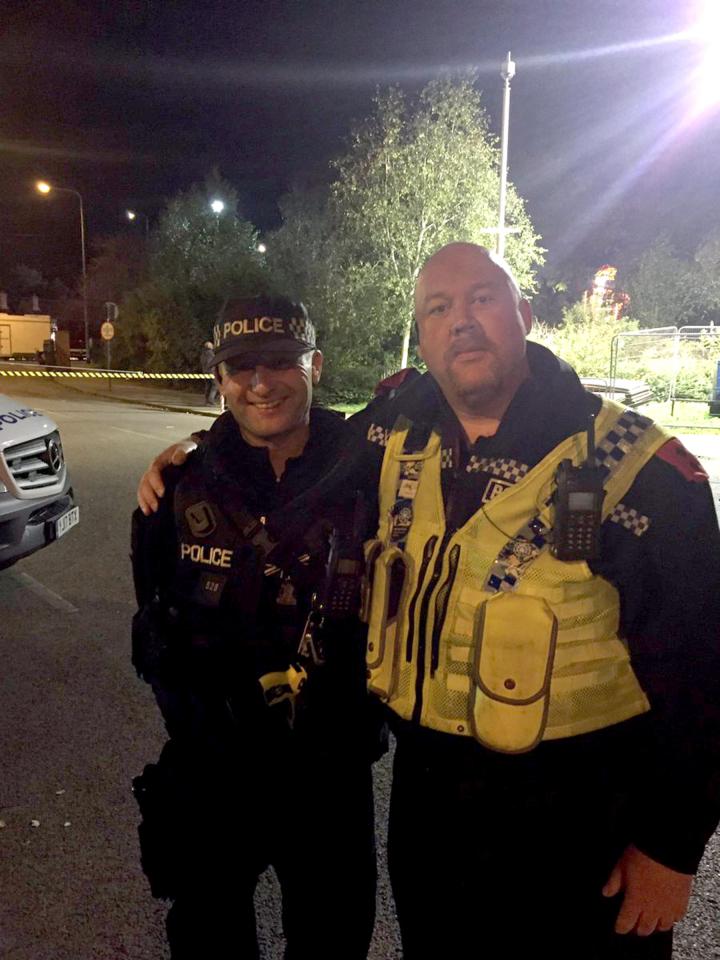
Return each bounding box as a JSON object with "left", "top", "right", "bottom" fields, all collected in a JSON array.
[
  {"left": 131, "top": 298, "right": 381, "bottom": 960},
  {"left": 345, "top": 341, "right": 720, "bottom": 960}
]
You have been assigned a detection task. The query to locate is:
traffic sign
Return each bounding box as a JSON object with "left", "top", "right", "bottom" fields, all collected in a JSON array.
[{"left": 100, "top": 322, "right": 115, "bottom": 341}]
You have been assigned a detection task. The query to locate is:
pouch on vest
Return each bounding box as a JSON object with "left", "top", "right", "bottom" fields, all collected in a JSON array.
[
  {"left": 365, "top": 542, "right": 407, "bottom": 699},
  {"left": 360, "top": 540, "right": 384, "bottom": 624},
  {"left": 470, "top": 592, "right": 557, "bottom": 754}
]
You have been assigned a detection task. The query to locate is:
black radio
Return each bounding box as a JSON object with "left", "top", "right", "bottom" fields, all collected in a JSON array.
[{"left": 551, "top": 414, "right": 605, "bottom": 562}]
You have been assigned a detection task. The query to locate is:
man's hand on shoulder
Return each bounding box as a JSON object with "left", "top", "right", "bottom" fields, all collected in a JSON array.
[
  {"left": 602, "top": 844, "right": 693, "bottom": 936},
  {"left": 137, "top": 439, "right": 198, "bottom": 515}
]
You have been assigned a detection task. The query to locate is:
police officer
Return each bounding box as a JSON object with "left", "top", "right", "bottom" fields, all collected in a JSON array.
[
  {"left": 131, "top": 295, "right": 380, "bottom": 960},
  {"left": 138, "top": 247, "right": 720, "bottom": 960},
  {"left": 350, "top": 243, "right": 720, "bottom": 960}
]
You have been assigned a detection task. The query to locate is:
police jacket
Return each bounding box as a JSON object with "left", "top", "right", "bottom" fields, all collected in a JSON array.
[
  {"left": 340, "top": 342, "right": 720, "bottom": 875},
  {"left": 131, "top": 406, "right": 379, "bottom": 760},
  {"left": 364, "top": 397, "right": 673, "bottom": 753}
]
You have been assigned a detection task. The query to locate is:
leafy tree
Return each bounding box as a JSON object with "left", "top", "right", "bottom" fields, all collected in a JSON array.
[
  {"left": 112, "top": 176, "right": 266, "bottom": 371},
  {"left": 531, "top": 301, "right": 638, "bottom": 379},
  {"left": 624, "top": 237, "right": 698, "bottom": 329},
  {"left": 151, "top": 177, "right": 263, "bottom": 298},
  {"left": 85, "top": 234, "right": 148, "bottom": 306},
  {"left": 693, "top": 229, "right": 720, "bottom": 325},
  {"left": 328, "top": 77, "right": 545, "bottom": 370},
  {"left": 12, "top": 264, "right": 45, "bottom": 293}
]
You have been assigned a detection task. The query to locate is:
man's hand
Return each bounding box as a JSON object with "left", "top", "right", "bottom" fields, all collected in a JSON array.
[
  {"left": 602, "top": 844, "right": 693, "bottom": 936},
  {"left": 137, "top": 439, "right": 198, "bottom": 515}
]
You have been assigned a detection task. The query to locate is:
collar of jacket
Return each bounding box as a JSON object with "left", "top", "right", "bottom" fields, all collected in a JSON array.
[
  {"left": 390, "top": 342, "right": 597, "bottom": 454},
  {"left": 202, "top": 405, "right": 347, "bottom": 474}
]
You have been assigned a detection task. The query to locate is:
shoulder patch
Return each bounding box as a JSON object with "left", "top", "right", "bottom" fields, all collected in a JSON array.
[
  {"left": 373, "top": 367, "right": 421, "bottom": 398},
  {"left": 655, "top": 439, "right": 709, "bottom": 483}
]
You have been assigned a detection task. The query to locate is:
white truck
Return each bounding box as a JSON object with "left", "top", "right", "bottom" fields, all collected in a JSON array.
[
  {"left": 0, "top": 394, "right": 79, "bottom": 569},
  {"left": 0, "top": 313, "right": 53, "bottom": 359}
]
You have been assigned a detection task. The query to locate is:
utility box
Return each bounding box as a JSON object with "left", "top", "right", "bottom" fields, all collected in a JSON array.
[{"left": 0, "top": 313, "right": 53, "bottom": 359}]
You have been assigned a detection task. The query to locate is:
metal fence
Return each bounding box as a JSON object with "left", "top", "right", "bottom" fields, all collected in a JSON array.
[{"left": 609, "top": 325, "right": 720, "bottom": 412}]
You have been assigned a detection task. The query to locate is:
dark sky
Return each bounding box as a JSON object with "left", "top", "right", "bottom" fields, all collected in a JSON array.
[{"left": 1, "top": 0, "right": 717, "bottom": 287}]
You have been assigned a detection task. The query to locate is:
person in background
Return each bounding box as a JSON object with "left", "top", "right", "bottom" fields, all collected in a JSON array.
[{"left": 200, "top": 339, "right": 219, "bottom": 405}]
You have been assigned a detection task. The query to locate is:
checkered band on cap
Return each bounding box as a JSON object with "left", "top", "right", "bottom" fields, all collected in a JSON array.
[{"left": 211, "top": 294, "right": 315, "bottom": 364}]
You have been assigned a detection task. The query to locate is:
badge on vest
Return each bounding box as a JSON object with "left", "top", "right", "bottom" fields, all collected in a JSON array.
[
  {"left": 482, "top": 478, "right": 512, "bottom": 504},
  {"left": 180, "top": 542, "right": 233, "bottom": 568},
  {"left": 185, "top": 501, "right": 217, "bottom": 538},
  {"left": 192, "top": 572, "right": 227, "bottom": 607},
  {"left": 276, "top": 578, "right": 297, "bottom": 606}
]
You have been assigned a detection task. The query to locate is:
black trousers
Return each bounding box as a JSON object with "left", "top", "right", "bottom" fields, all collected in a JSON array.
[
  {"left": 139, "top": 739, "right": 376, "bottom": 960},
  {"left": 387, "top": 724, "right": 673, "bottom": 960}
]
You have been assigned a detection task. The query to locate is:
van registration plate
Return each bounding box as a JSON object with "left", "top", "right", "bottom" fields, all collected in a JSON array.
[{"left": 56, "top": 506, "right": 80, "bottom": 539}]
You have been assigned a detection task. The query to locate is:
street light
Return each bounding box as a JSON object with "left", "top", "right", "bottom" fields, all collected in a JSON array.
[
  {"left": 210, "top": 199, "right": 225, "bottom": 214},
  {"left": 36, "top": 180, "right": 89, "bottom": 360},
  {"left": 126, "top": 209, "right": 150, "bottom": 239},
  {"left": 257, "top": 243, "right": 267, "bottom": 254},
  {"left": 496, "top": 51, "right": 516, "bottom": 259}
]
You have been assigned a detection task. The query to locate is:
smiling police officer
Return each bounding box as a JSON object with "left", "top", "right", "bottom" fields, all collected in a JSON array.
[{"left": 131, "top": 294, "right": 380, "bottom": 960}]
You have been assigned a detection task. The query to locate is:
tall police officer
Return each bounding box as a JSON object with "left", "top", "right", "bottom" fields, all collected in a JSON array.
[
  {"left": 131, "top": 295, "right": 380, "bottom": 959},
  {"left": 139, "top": 247, "right": 720, "bottom": 960}
]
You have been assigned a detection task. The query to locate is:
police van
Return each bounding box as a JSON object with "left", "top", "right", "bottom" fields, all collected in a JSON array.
[{"left": 0, "top": 393, "right": 79, "bottom": 570}]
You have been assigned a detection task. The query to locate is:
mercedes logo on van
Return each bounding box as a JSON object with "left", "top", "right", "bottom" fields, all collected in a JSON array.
[{"left": 46, "top": 438, "right": 64, "bottom": 473}]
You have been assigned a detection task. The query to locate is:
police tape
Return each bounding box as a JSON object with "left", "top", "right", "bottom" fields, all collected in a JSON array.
[{"left": 0, "top": 370, "right": 211, "bottom": 379}]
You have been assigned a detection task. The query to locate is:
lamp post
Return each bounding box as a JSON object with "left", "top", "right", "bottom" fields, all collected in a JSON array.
[
  {"left": 36, "top": 180, "right": 89, "bottom": 360},
  {"left": 496, "top": 51, "right": 516, "bottom": 259},
  {"left": 126, "top": 209, "right": 150, "bottom": 240}
]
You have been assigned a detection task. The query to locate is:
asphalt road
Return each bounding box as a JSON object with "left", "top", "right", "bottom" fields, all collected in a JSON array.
[{"left": 0, "top": 380, "right": 718, "bottom": 959}]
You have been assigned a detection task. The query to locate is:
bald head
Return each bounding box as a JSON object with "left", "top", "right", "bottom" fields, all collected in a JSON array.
[
  {"left": 415, "top": 243, "right": 522, "bottom": 319},
  {"left": 413, "top": 241, "right": 532, "bottom": 425}
]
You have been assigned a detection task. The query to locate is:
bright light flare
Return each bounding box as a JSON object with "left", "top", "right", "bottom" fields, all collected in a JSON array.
[
  {"left": 36, "top": 180, "right": 52, "bottom": 194},
  {"left": 257, "top": 243, "right": 267, "bottom": 254},
  {"left": 210, "top": 199, "right": 225, "bottom": 214},
  {"left": 690, "top": 0, "right": 720, "bottom": 112},
  {"left": 126, "top": 209, "right": 137, "bottom": 220}
]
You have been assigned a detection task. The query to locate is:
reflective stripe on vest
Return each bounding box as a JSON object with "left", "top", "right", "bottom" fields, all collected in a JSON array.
[{"left": 364, "top": 399, "right": 671, "bottom": 753}]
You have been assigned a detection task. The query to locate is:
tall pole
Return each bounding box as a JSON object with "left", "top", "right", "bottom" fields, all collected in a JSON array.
[
  {"left": 76, "top": 191, "right": 89, "bottom": 361},
  {"left": 497, "top": 51, "right": 515, "bottom": 259}
]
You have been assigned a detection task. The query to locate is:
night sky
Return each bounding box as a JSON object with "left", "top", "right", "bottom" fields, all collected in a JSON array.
[{"left": 1, "top": 0, "right": 717, "bottom": 288}]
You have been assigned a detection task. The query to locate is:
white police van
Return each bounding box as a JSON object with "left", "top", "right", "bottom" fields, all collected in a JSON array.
[{"left": 0, "top": 394, "right": 78, "bottom": 570}]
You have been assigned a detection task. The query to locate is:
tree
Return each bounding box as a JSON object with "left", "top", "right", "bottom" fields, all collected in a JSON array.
[
  {"left": 625, "top": 237, "right": 698, "bottom": 329},
  {"left": 151, "top": 176, "right": 263, "bottom": 298},
  {"left": 693, "top": 229, "right": 720, "bottom": 325},
  {"left": 112, "top": 176, "right": 266, "bottom": 371},
  {"left": 329, "top": 77, "right": 545, "bottom": 369},
  {"left": 85, "top": 234, "right": 148, "bottom": 306}
]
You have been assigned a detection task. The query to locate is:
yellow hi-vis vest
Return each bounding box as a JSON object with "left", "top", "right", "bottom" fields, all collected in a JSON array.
[{"left": 363, "top": 400, "right": 671, "bottom": 754}]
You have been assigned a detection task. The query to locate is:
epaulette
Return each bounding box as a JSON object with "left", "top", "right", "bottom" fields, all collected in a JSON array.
[{"left": 655, "top": 438, "right": 709, "bottom": 483}]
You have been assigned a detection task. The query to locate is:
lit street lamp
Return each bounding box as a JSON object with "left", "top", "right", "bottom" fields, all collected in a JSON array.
[
  {"left": 126, "top": 209, "right": 150, "bottom": 239},
  {"left": 496, "top": 51, "right": 516, "bottom": 259},
  {"left": 257, "top": 243, "right": 267, "bottom": 254},
  {"left": 36, "top": 180, "right": 89, "bottom": 360},
  {"left": 210, "top": 199, "right": 225, "bottom": 214}
]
